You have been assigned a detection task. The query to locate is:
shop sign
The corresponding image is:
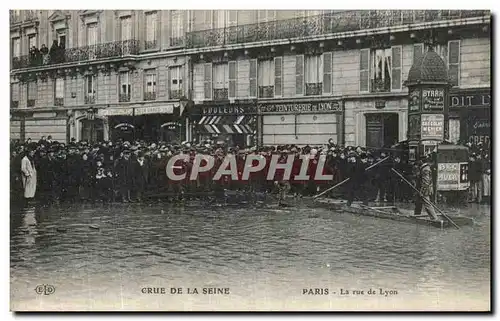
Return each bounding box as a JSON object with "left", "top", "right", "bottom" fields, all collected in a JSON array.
[
  {"left": 258, "top": 101, "right": 343, "bottom": 114},
  {"left": 99, "top": 108, "right": 133, "bottom": 116},
  {"left": 449, "top": 91, "right": 491, "bottom": 108},
  {"left": 161, "top": 122, "right": 181, "bottom": 130},
  {"left": 135, "top": 105, "right": 175, "bottom": 115},
  {"left": 422, "top": 88, "right": 444, "bottom": 111},
  {"left": 200, "top": 105, "right": 257, "bottom": 115},
  {"left": 408, "top": 88, "right": 421, "bottom": 112},
  {"left": 437, "top": 162, "right": 469, "bottom": 191},
  {"left": 421, "top": 114, "right": 444, "bottom": 140}
]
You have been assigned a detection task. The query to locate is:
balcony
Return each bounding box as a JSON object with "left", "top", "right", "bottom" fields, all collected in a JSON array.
[
  {"left": 85, "top": 95, "right": 96, "bottom": 105},
  {"left": 119, "top": 93, "right": 131, "bottom": 102},
  {"left": 24, "top": 10, "right": 38, "bottom": 22},
  {"left": 10, "top": 10, "right": 38, "bottom": 25},
  {"left": 305, "top": 83, "right": 322, "bottom": 96},
  {"left": 11, "top": 101, "right": 19, "bottom": 108},
  {"left": 54, "top": 98, "right": 64, "bottom": 106},
  {"left": 144, "top": 92, "right": 157, "bottom": 101},
  {"left": 169, "top": 89, "right": 184, "bottom": 100},
  {"left": 371, "top": 78, "right": 391, "bottom": 93},
  {"left": 213, "top": 88, "right": 228, "bottom": 101},
  {"left": 186, "top": 10, "right": 490, "bottom": 48},
  {"left": 170, "top": 37, "right": 184, "bottom": 47},
  {"left": 10, "top": 11, "right": 21, "bottom": 24},
  {"left": 259, "top": 86, "right": 274, "bottom": 98},
  {"left": 144, "top": 40, "right": 157, "bottom": 50},
  {"left": 11, "top": 39, "right": 140, "bottom": 70},
  {"left": 27, "top": 99, "right": 36, "bottom": 107}
]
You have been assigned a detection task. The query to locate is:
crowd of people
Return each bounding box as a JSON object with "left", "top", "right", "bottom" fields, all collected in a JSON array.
[
  {"left": 17, "top": 40, "right": 66, "bottom": 68},
  {"left": 10, "top": 135, "right": 491, "bottom": 206}
]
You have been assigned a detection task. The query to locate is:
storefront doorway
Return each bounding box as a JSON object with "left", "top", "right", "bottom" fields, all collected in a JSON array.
[
  {"left": 365, "top": 113, "right": 399, "bottom": 149},
  {"left": 81, "top": 119, "right": 104, "bottom": 143}
]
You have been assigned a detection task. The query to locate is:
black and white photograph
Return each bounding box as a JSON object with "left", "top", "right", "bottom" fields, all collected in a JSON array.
[{"left": 8, "top": 8, "right": 491, "bottom": 312}]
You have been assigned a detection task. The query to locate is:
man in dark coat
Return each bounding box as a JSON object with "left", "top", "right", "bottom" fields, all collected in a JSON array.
[
  {"left": 131, "top": 152, "right": 149, "bottom": 202},
  {"left": 115, "top": 149, "right": 133, "bottom": 202},
  {"left": 346, "top": 152, "right": 369, "bottom": 206}
]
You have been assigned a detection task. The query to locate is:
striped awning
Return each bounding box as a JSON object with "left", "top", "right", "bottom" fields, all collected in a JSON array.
[{"left": 197, "top": 115, "right": 255, "bottom": 135}]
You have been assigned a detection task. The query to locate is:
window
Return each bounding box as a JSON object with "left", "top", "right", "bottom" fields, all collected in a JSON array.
[
  {"left": 27, "top": 81, "right": 37, "bottom": 107},
  {"left": 12, "top": 37, "right": 21, "bottom": 57},
  {"left": 28, "top": 34, "right": 37, "bottom": 49},
  {"left": 215, "top": 10, "right": 225, "bottom": 29},
  {"left": 119, "top": 71, "right": 131, "bottom": 102},
  {"left": 145, "top": 12, "right": 157, "bottom": 49},
  {"left": 227, "top": 10, "right": 238, "bottom": 27},
  {"left": 121, "top": 16, "right": 132, "bottom": 41},
  {"left": 323, "top": 52, "right": 332, "bottom": 95},
  {"left": 11, "top": 82, "right": 19, "bottom": 108},
  {"left": 213, "top": 63, "right": 228, "bottom": 100},
  {"left": 249, "top": 59, "right": 257, "bottom": 98},
  {"left": 413, "top": 43, "right": 424, "bottom": 64},
  {"left": 258, "top": 10, "right": 276, "bottom": 22},
  {"left": 169, "top": 66, "right": 183, "bottom": 99},
  {"left": 85, "top": 75, "right": 96, "bottom": 104},
  {"left": 305, "top": 55, "right": 323, "bottom": 95},
  {"left": 258, "top": 60, "right": 274, "bottom": 98},
  {"left": 144, "top": 69, "right": 157, "bottom": 101},
  {"left": 359, "top": 46, "right": 402, "bottom": 93},
  {"left": 170, "top": 10, "right": 183, "bottom": 46},
  {"left": 54, "top": 78, "right": 64, "bottom": 106},
  {"left": 57, "top": 30, "right": 66, "bottom": 49},
  {"left": 448, "top": 40, "right": 460, "bottom": 87},
  {"left": 86, "top": 23, "right": 98, "bottom": 46}
]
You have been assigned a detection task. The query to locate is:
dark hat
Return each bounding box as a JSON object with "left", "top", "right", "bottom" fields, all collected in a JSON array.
[{"left": 360, "top": 153, "right": 367, "bottom": 159}]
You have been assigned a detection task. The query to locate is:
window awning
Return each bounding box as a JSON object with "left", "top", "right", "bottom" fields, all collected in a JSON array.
[{"left": 197, "top": 115, "right": 255, "bottom": 134}]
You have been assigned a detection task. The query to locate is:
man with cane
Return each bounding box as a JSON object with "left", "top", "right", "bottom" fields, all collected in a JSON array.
[{"left": 414, "top": 154, "right": 440, "bottom": 221}]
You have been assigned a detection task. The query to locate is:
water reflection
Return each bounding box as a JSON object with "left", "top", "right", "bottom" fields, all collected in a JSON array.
[{"left": 10, "top": 201, "right": 490, "bottom": 311}]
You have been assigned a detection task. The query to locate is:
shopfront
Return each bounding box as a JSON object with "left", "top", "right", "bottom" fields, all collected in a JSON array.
[
  {"left": 449, "top": 88, "right": 491, "bottom": 148},
  {"left": 258, "top": 99, "right": 344, "bottom": 146},
  {"left": 192, "top": 103, "right": 257, "bottom": 147},
  {"left": 99, "top": 104, "right": 184, "bottom": 143}
]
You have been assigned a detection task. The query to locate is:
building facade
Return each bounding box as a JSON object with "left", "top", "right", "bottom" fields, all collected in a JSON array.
[{"left": 10, "top": 10, "right": 491, "bottom": 148}]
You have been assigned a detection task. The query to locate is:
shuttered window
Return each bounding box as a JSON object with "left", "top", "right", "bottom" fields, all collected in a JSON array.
[
  {"left": 12, "top": 37, "right": 21, "bottom": 57},
  {"left": 27, "top": 81, "right": 37, "bottom": 100},
  {"left": 359, "top": 49, "right": 370, "bottom": 93},
  {"left": 249, "top": 59, "right": 257, "bottom": 98},
  {"left": 146, "top": 12, "right": 158, "bottom": 42},
  {"left": 448, "top": 40, "right": 460, "bottom": 87},
  {"left": 322, "top": 52, "right": 332, "bottom": 95},
  {"left": 120, "top": 16, "right": 132, "bottom": 41},
  {"left": 55, "top": 78, "right": 64, "bottom": 98},
  {"left": 228, "top": 61, "right": 237, "bottom": 98},
  {"left": 145, "top": 70, "right": 157, "bottom": 93},
  {"left": 11, "top": 82, "right": 19, "bottom": 101},
  {"left": 295, "top": 55, "right": 304, "bottom": 95},
  {"left": 274, "top": 57, "right": 283, "bottom": 97},
  {"left": 203, "top": 63, "right": 212, "bottom": 100},
  {"left": 391, "top": 46, "right": 402, "bottom": 91},
  {"left": 413, "top": 43, "right": 424, "bottom": 64}
]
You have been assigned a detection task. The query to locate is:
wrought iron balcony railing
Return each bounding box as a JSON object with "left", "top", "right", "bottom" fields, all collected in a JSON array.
[
  {"left": 144, "top": 91, "right": 157, "bottom": 101},
  {"left": 170, "top": 37, "right": 184, "bottom": 47},
  {"left": 186, "top": 10, "right": 490, "bottom": 48},
  {"left": 85, "top": 95, "right": 96, "bottom": 105},
  {"left": 144, "top": 40, "right": 157, "bottom": 50},
  {"left": 213, "top": 88, "right": 228, "bottom": 101},
  {"left": 169, "top": 89, "right": 184, "bottom": 100},
  {"left": 11, "top": 101, "right": 19, "bottom": 108},
  {"left": 54, "top": 97, "right": 64, "bottom": 106},
  {"left": 371, "top": 78, "right": 391, "bottom": 93},
  {"left": 27, "top": 99, "right": 36, "bottom": 107},
  {"left": 305, "top": 83, "right": 322, "bottom": 96},
  {"left": 119, "top": 93, "right": 131, "bottom": 102},
  {"left": 259, "top": 86, "right": 274, "bottom": 98},
  {"left": 11, "top": 39, "right": 140, "bottom": 70}
]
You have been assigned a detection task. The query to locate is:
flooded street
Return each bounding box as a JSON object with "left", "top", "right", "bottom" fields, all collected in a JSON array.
[{"left": 10, "top": 200, "right": 490, "bottom": 311}]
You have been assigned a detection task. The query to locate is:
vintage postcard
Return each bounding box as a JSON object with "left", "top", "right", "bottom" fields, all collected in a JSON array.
[{"left": 9, "top": 9, "right": 491, "bottom": 311}]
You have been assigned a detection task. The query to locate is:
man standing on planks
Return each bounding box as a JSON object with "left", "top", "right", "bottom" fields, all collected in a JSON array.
[{"left": 414, "top": 154, "right": 440, "bottom": 220}]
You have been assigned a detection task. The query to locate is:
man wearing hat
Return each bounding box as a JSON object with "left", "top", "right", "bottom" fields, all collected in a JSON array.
[
  {"left": 115, "top": 148, "right": 133, "bottom": 202},
  {"left": 414, "top": 154, "right": 439, "bottom": 220}
]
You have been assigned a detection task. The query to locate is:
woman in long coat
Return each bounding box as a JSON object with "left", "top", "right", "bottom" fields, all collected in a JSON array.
[{"left": 21, "top": 149, "right": 37, "bottom": 199}]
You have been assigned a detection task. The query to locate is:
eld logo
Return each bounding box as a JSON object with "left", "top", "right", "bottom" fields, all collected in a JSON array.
[{"left": 35, "top": 284, "right": 55, "bottom": 296}]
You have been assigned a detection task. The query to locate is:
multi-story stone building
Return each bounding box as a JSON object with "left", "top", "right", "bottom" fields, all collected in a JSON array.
[
  {"left": 10, "top": 9, "right": 191, "bottom": 143},
  {"left": 10, "top": 10, "right": 491, "bottom": 148}
]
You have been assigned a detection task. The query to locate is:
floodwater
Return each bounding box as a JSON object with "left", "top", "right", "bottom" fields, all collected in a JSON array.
[{"left": 10, "top": 199, "right": 491, "bottom": 311}]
